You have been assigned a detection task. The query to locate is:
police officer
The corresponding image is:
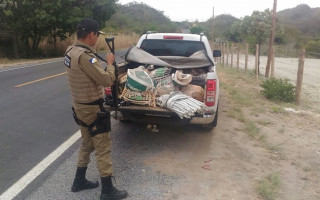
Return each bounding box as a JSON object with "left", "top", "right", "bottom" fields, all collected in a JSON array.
[{"left": 64, "top": 18, "right": 128, "bottom": 200}]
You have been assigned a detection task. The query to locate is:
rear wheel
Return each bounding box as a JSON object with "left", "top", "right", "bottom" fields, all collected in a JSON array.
[
  {"left": 117, "top": 112, "right": 130, "bottom": 122},
  {"left": 119, "top": 118, "right": 129, "bottom": 122}
]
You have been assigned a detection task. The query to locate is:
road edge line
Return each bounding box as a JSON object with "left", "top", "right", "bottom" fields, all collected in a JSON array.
[
  {"left": 0, "top": 130, "right": 81, "bottom": 200},
  {"left": 0, "top": 59, "right": 63, "bottom": 73}
]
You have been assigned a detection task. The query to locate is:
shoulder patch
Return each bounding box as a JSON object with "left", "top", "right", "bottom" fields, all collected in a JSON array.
[
  {"left": 64, "top": 55, "right": 71, "bottom": 68},
  {"left": 89, "top": 57, "right": 98, "bottom": 64}
]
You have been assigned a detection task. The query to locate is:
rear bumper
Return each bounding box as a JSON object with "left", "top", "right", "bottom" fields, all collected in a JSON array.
[
  {"left": 189, "top": 114, "right": 215, "bottom": 124},
  {"left": 106, "top": 105, "right": 216, "bottom": 125}
]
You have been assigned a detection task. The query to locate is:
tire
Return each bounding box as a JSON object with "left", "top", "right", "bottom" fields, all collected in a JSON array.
[
  {"left": 119, "top": 118, "right": 129, "bottom": 122},
  {"left": 117, "top": 112, "right": 129, "bottom": 122}
]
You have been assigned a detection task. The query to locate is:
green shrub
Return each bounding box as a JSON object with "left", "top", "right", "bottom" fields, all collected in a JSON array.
[
  {"left": 260, "top": 78, "right": 295, "bottom": 103},
  {"left": 305, "top": 40, "right": 320, "bottom": 58}
]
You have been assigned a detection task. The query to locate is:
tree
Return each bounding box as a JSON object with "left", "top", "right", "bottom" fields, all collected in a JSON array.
[
  {"left": 0, "top": 0, "right": 117, "bottom": 58},
  {"left": 231, "top": 10, "right": 272, "bottom": 74},
  {"left": 305, "top": 40, "right": 320, "bottom": 58},
  {"left": 190, "top": 25, "right": 203, "bottom": 34},
  {"left": 242, "top": 10, "right": 272, "bottom": 46},
  {"left": 203, "top": 15, "right": 238, "bottom": 42},
  {"left": 265, "top": 0, "right": 277, "bottom": 78},
  {"left": 227, "top": 20, "right": 242, "bottom": 42},
  {"left": 47, "top": 0, "right": 117, "bottom": 56}
]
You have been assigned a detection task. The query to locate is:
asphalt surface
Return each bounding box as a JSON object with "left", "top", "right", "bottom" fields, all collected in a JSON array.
[{"left": 0, "top": 51, "right": 128, "bottom": 199}]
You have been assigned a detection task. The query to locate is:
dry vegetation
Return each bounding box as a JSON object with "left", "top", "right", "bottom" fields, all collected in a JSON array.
[
  {"left": 217, "top": 66, "right": 320, "bottom": 200},
  {"left": 0, "top": 33, "right": 139, "bottom": 67},
  {"left": 96, "top": 33, "right": 140, "bottom": 52}
]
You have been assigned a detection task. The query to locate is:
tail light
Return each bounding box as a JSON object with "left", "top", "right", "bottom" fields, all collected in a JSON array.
[
  {"left": 105, "top": 87, "right": 112, "bottom": 95},
  {"left": 205, "top": 79, "right": 216, "bottom": 106}
]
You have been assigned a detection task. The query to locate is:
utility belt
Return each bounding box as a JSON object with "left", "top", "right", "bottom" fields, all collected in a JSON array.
[{"left": 72, "top": 98, "right": 111, "bottom": 137}]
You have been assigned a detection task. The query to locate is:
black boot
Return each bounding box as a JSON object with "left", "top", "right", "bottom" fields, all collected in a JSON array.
[
  {"left": 100, "top": 176, "right": 128, "bottom": 200},
  {"left": 71, "top": 167, "right": 99, "bottom": 192}
]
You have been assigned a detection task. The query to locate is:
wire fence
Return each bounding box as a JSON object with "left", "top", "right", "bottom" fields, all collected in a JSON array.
[{"left": 215, "top": 42, "right": 320, "bottom": 112}]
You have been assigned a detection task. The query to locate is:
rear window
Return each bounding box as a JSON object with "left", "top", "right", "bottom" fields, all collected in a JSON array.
[{"left": 140, "top": 39, "right": 207, "bottom": 57}]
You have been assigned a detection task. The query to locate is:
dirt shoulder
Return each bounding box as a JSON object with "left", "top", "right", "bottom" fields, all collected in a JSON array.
[{"left": 145, "top": 67, "right": 320, "bottom": 200}]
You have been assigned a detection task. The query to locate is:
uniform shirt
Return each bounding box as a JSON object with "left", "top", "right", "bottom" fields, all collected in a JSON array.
[
  {"left": 76, "top": 41, "right": 116, "bottom": 87},
  {"left": 65, "top": 41, "right": 116, "bottom": 124}
]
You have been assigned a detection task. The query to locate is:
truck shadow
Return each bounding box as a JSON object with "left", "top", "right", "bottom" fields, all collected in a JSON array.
[{"left": 111, "top": 120, "right": 216, "bottom": 165}]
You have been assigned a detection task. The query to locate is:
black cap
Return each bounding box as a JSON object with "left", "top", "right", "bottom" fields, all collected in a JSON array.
[{"left": 77, "top": 18, "right": 105, "bottom": 35}]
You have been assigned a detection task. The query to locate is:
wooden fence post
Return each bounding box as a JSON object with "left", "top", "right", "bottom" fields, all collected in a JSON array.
[
  {"left": 226, "top": 43, "right": 229, "bottom": 67},
  {"left": 255, "top": 44, "right": 259, "bottom": 80},
  {"left": 245, "top": 43, "right": 248, "bottom": 73},
  {"left": 231, "top": 43, "right": 234, "bottom": 67},
  {"left": 222, "top": 43, "right": 225, "bottom": 66},
  {"left": 295, "top": 49, "right": 305, "bottom": 105},
  {"left": 217, "top": 43, "right": 221, "bottom": 63},
  {"left": 237, "top": 46, "right": 240, "bottom": 70}
]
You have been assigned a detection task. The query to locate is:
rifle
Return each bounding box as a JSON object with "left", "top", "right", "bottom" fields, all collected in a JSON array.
[{"left": 105, "top": 38, "right": 119, "bottom": 118}]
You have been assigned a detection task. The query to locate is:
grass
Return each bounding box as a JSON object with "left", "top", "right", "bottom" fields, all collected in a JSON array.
[
  {"left": 245, "top": 121, "right": 260, "bottom": 138},
  {"left": 256, "top": 120, "right": 272, "bottom": 126},
  {"left": 218, "top": 65, "right": 292, "bottom": 157},
  {"left": 250, "top": 105, "right": 266, "bottom": 116},
  {"left": 219, "top": 66, "right": 264, "bottom": 139},
  {"left": 256, "top": 172, "right": 280, "bottom": 200},
  {"left": 270, "top": 106, "right": 282, "bottom": 113},
  {"left": 0, "top": 58, "right": 31, "bottom": 65},
  {"left": 227, "top": 106, "right": 246, "bottom": 123}
]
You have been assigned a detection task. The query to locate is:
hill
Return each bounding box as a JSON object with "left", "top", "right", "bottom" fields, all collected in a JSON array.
[
  {"left": 278, "top": 4, "right": 320, "bottom": 38},
  {"left": 107, "top": 3, "right": 319, "bottom": 41},
  {"left": 106, "top": 2, "right": 176, "bottom": 34},
  {"left": 201, "top": 14, "right": 239, "bottom": 41}
]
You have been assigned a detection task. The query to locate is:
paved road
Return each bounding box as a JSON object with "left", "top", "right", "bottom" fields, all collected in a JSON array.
[{"left": 0, "top": 51, "right": 127, "bottom": 198}]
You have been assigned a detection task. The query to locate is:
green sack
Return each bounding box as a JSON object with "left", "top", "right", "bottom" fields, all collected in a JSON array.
[{"left": 126, "top": 66, "right": 155, "bottom": 91}]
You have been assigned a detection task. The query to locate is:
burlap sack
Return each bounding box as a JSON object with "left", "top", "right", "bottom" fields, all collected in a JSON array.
[
  {"left": 180, "top": 84, "right": 205, "bottom": 102},
  {"left": 120, "top": 87, "right": 156, "bottom": 107}
]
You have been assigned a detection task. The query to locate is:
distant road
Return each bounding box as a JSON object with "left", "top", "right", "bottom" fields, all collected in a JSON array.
[{"left": 0, "top": 50, "right": 127, "bottom": 195}]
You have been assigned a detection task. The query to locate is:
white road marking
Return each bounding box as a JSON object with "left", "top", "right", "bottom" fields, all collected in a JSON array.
[
  {"left": 0, "top": 60, "right": 63, "bottom": 73},
  {"left": 0, "top": 130, "right": 81, "bottom": 200}
]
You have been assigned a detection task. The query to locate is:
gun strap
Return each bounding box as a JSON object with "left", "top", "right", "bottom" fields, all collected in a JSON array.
[{"left": 74, "top": 44, "right": 108, "bottom": 64}]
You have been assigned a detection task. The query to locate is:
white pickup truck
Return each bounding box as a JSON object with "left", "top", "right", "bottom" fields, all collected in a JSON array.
[{"left": 105, "top": 32, "right": 221, "bottom": 129}]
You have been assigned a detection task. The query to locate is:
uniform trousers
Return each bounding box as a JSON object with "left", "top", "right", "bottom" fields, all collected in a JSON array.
[{"left": 74, "top": 103, "right": 112, "bottom": 177}]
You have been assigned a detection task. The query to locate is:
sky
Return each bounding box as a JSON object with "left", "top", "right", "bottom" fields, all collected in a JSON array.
[{"left": 117, "top": 0, "right": 319, "bottom": 22}]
